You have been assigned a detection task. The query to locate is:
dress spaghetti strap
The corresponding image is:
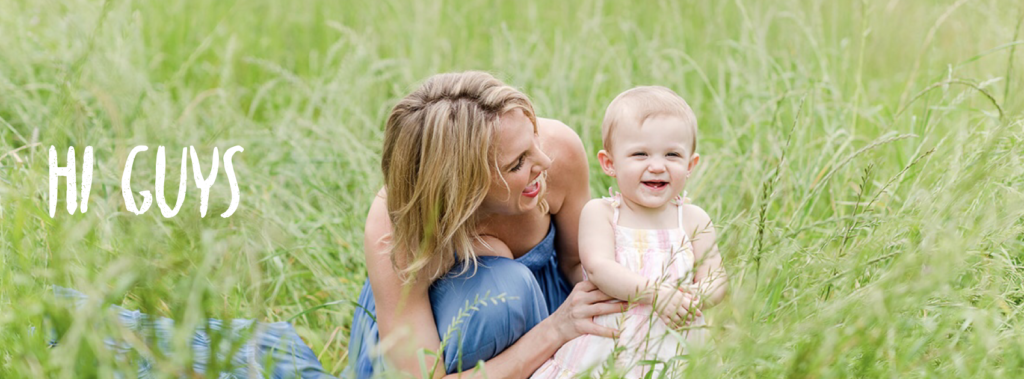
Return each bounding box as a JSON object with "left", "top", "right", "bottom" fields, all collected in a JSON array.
[
  {"left": 612, "top": 195, "right": 622, "bottom": 225},
  {"left": 676, "top": 195, "right": 685, "bottom": 230},
  {"left": 605, "top": 187, "right": 622, "bottom": 225}
]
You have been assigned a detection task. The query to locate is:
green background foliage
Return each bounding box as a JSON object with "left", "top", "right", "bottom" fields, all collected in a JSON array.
[{"left": 1, "top": 0, "right": 1022, "bottom": 377}]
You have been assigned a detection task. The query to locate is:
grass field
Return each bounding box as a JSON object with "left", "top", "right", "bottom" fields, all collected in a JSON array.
[{"left": 2, "top": 0, "right": 1023, "bottom": 377}]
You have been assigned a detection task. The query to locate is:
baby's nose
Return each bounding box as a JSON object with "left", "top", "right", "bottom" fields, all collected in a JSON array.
[{"left": 647, "top": 160, "right": 666, "bottom": 172}]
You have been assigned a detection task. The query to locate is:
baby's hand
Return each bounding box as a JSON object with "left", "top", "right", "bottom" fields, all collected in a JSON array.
[{"left": 653, "top": 285, "right": 703, "bottom": 329}]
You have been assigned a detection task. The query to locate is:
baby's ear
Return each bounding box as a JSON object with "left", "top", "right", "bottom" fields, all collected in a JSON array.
[
  {"left": 688, "top": 153, "right": 701, "bottom": 172},
  {"left": 597, "top": 150, "right": 616, "bottom": 177}
]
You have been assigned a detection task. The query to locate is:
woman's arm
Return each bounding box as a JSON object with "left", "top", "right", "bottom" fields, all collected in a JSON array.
[
  {"left": 366, "top": 190, "right": 622, "bottom": 379},
  {"left": 436, "top": 281, "right": 621, "bottom": 379},
  {"left": 364, "top": 190, "right": 448, "bottom": 377},
  {"left": 682, "top": 204, "right": 728, "bottom": 308}
]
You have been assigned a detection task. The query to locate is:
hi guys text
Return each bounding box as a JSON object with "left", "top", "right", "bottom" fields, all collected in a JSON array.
[{"left": 48, "top": 145, "right": 244, "bottom": 218}]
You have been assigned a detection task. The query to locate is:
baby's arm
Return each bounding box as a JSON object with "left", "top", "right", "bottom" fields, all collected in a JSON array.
[
  {"left": 579, "top": 200, "right": 701, "bottom": 324},
  {"left": 682, "top": 204, "right": 728, "bottom": 308}
]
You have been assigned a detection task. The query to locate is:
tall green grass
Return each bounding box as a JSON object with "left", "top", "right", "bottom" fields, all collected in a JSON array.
[{"left": 1, "top": 0, "right": 1022, "bottom": 377}]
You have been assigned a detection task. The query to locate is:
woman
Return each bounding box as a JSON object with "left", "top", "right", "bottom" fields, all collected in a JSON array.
[{"left": 345, "top": 71, "right": 623, "bottom": 378}]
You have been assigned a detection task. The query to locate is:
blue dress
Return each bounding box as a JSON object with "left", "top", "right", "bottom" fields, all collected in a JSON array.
[
  {"left": 344, "top": 221, "right": 573, "bottom": 377},
  {"left": 50, "top": 222, "right": 572, "bottom": 379},
  {"left": 51, "top": 286, "right": 334, "bottom": 379}
]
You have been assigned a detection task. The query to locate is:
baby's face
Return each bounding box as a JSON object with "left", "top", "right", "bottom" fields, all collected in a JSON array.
[{"left": 603, "top": 115, "right": 697, "bottom": 210}]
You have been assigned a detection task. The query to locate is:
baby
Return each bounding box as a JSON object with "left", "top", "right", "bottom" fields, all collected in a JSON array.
[{"left": 533, "top": 86, "right": 727, "bottom": 378}]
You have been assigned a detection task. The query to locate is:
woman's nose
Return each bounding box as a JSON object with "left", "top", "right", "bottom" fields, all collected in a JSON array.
[{"left": 535, "top": 150, "right": 552, "bottom": 172}]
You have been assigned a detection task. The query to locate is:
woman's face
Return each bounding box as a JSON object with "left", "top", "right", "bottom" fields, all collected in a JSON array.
[{"left": 480, "top": 108, "right": 552, "bottom": 216}]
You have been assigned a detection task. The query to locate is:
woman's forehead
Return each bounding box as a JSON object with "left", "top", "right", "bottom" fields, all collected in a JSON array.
[
  {"left": 495, "top": 110, "right": 534, "bottom": 157},
  {"left": 499, "top": 108, "right": 534, "bottom": 131}
]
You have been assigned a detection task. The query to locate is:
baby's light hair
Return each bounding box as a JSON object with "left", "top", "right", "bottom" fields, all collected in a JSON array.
[{"left": 601, "top": 86, "right": 698, "bottom": 154}]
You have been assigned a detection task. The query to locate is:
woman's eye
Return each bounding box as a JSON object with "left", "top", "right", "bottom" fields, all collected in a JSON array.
[{"left": 510, "top": 157, "right": 525, "bottom": 172}]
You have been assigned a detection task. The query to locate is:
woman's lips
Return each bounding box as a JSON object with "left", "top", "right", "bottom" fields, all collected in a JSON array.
[{"left": 523, "top": 178, "right": 541, "bottom": 197}]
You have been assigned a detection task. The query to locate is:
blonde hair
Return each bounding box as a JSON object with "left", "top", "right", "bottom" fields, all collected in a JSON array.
[
  {"left": 381, "top": 71, "right": 540, "bottom": 283},
  {"left": 601, "top": 86, "right": 698, "bottom": 154}
]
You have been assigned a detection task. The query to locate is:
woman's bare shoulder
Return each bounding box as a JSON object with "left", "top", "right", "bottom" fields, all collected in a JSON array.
[
  {"left": 537, "top": 117, "right": 584, "bottom": 150},
  {"left": 538, "top": 118, "right": 589, "bottom": 213},
  {"left": 364, "top": 188, "right": 391, "bottom": 259}
]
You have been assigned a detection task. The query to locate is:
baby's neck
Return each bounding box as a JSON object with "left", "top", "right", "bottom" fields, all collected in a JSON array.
[{"left": 615, "top": 197, "right": 679, "bottom": 230}]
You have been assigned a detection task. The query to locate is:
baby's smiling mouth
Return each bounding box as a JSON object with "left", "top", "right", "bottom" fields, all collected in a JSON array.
[{"left": 642, "top": 180, "right": 668, "bottom": 190}]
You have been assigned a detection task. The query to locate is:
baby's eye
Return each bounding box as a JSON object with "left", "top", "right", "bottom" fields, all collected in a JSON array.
[
  {"left": 667, "top": 152, "right": 681, "bottom": 157},
  {"left": 631, "top": 152, "right": 647, "bottom": 157}
]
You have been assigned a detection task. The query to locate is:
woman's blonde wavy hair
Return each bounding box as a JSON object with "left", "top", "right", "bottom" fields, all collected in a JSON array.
[{"left": 381, "top": 71, "right": 541, "bottom": 283}]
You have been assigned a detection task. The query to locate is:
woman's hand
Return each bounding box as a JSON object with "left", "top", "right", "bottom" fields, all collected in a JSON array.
[
  {"left": 547, "top": 281, "right": 625, "bottom": 343},
  {"left": 653, "top": 285, "right": 703, "bottom": 329}
]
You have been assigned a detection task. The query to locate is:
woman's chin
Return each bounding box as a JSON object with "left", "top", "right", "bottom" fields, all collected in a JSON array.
[{"left": 518, "top": 198, "right": 540, "bottom": 213}]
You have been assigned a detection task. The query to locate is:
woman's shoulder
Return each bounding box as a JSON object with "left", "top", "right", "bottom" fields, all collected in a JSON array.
[
  {"left": 536, "top": 118, "right": 587, "bottom": 178},
  {"left": 537, "top": 118, "right": 589, "bottom": 214},
  {"left": 364, "top": 188, "right": 392, "bottom": 257},
  {"left": 537, "top": 117, "right": 584, "bottom": 152}
]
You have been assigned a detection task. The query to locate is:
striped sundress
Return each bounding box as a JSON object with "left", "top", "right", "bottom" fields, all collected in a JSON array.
[{"left": 531, "top": 194, "right": 706, "bottom": 378}]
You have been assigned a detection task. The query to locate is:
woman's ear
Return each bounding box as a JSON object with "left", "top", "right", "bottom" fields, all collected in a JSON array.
[
  {"left": 597, "top": 150, "right": 616, "bottom": 177},
  {"left": 688, "top": 153, "right": 701, "bottom": 172}
]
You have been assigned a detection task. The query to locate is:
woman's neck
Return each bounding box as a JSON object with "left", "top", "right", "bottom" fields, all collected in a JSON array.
[{"left": 475, "top": 208, "right": 551, "bottom": 258}]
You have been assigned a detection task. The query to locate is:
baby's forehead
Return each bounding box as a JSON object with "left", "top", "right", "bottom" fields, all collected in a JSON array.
[
  {"left": 609, "top": 117, "right": 694, "bottom": 150},
  {"left": 641, "top": 113, "right": 692, "bottom": 128},
  {"left": 618, "top": 114, "right": 694, "bottom": 138}
]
